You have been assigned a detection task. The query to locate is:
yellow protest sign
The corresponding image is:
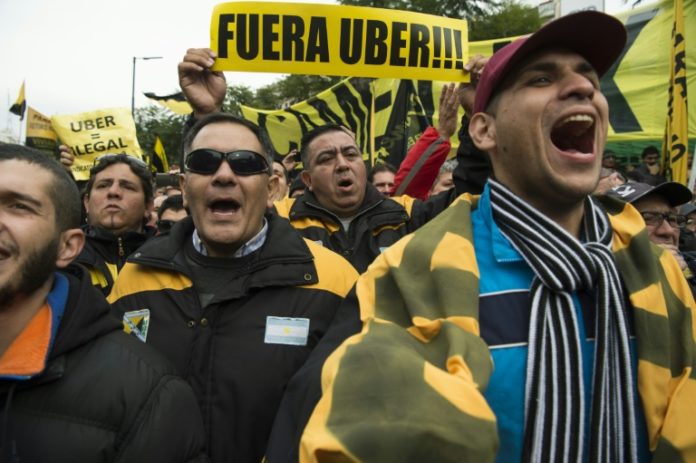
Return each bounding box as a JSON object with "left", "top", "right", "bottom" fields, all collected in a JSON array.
[
  {"left": 51, "top": 108, "right": 143, "bottom": 181},
  {"left": 25, "top": 107, "right": 57, "bottom": 154},
  {"left": 211, "top": 2, "right": 469, "bottom": 82}
]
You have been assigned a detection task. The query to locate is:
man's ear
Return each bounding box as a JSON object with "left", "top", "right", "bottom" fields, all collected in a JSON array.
[
  {"left": 179, "top": 174, "right": 188, "bottom": 209},
  {"left": 82, "top": 194, "right": 90, "bottom": 215},
  {"left": 469, "top": 112, "right": 497, "bottom": 153},
  {"left": 300, "top": 171, "right": 312, "bottom": 192},
  {"left": 55, "top": 229, "right": 86, "bottom": 269},
  {"left": 266, "top": 174, "right": 280, "bottom": 208}
]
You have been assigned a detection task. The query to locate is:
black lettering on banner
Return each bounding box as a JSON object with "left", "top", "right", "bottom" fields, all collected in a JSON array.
[
  {"left": 365, "top": 20, "right": 388, "bottom": 65},
  {"left": 389, "top": 22, "right": 408, "bottom": 66},
  {"left": 675, "top": 75, "right": 687, "bottom": 97},
  {"left": 453, "top": 29, "right": 464, "bottom": 70},
  {"left": 432, "top": 26, "right": 442, "bottom": 68},
  {"left": 306, "top": 17, "right": 329, "bottom": 62},
  {"left": 671, "top": 134, "right": 686, "bottom": 162},
  {"left": 69, "top": 117, "right": 118, "bottom": 132},
  {"left": 340, "top": 18, "right": 363, "bottom": 64},
  {"left": 283, "top": 15, "right": 305, "bottom": 61},
  {"left": 409, "top": 24, "right": 430, "bottom": 67},
  {"left": 603, "top": 9, "right": 656, "bottom": 133},
  {"left": 237, "top": 14, "right": 260, "bottom": 60},
  {"left": 374, "top": 90, "right": 392, "bottom": 112},
  {"left": 332, "top": 78, "right": 372, "bottom": 150},
  {"left": 218, "top": 14, "right": 235, "bottom": 58},
  {"left": 443, "top": 27, "right": 453, "bottom": 69},
  {"left": 72, "top": 138, "right": 129, "bottom": 156},
  {"left": 263, "top": 15, "right": 281, "bottom": 60}
]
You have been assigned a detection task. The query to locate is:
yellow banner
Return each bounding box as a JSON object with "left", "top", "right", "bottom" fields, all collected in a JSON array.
[
  {"left": 51, "top": 108, "right": 143, "bottom": 181},
  {"left": 25, "top": 106, "right": 57, "bottom": 154},
  {"left": 211, "top": 2, "right": 469, "bottom": 82},
  {"left": 242, "top": 78, "right": 464, "bottom": 168},
  {"left": 662, "top": 0, "right": 689, "bottom": 185},
  {"left": 608, "top": 0, "right": 695, "bottom": 143},
  {"left": 144, "top": 92, "right": 192, "bottom": 115},
  {"left": 26, "top": 107, "right": 57, "bottom": 141}
]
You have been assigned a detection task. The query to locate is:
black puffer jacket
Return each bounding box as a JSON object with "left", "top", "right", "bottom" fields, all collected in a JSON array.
[
  {"left": 0, "top": 265, "right": 207, "bottom": 462},
  {"left": 108, "top": 215, "right": 358, "bottom": 463},
  {"left": 274, "top": 183, "right": 456, "bottom": 272},
  {"left": 76, "top": 225, "right": 155, "bottom": 295}
]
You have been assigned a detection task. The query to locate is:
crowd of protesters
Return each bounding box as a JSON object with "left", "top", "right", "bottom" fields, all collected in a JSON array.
[{"left": 0, "top": 9, "right": 694, "bottom": 463}]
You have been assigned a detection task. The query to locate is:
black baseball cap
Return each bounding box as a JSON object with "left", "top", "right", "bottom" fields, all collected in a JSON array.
[{"left": 607, "top": 181, "right": 692, "bottom": 207}]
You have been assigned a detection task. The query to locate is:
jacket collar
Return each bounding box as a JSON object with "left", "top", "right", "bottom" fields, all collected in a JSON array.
[
  {"left": 290, "top": 184, "right": 407, "bottom": 222},
  {"left": 130, "top": 214, "right": 319, "bottom": 292}
]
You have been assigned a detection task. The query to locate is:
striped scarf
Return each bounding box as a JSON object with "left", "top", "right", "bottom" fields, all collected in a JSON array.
[{"left": 488, "top": 180, "right": 638, "bottom": 462}]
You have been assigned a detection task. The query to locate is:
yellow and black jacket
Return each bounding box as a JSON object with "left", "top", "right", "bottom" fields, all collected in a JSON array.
[
  {"left": 274, "top": 184, "right": 457, "bottom": 273},
  {"left": 270, "top": 194, "right": 696, "bottom": 462},
  {"left": 108, "top": 214, "right": 358, "bottom": 463},
  {"left": 76, "top": 224, "right": 154, "bottom": 296}
]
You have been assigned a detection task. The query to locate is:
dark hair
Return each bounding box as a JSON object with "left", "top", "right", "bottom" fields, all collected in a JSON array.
[
  {"left": 642, "top": 145, "right": 660, "bottom": 158},
  {"left": 181, "top": 112, "right": 274, "bottom": 171},
  {"left": 85, "top": 154, "right": 154, "bottom": 203},
  {"left": 300, "top": 124, "right": 353, "bottom": 170},
  {"left": 158, "top": 194, "right": 184, "bottom": 217},
  {"left": 272, "top": 160, "right": 288, "bottom": 182},
  {"left": 0, "top": 144, "right": 81, "bottom": 232},
  {"left": 368, "top": 162, "right": 397, "bottom": 183},
  {"left": 289, "top": 175, "right": 306, "bottom": 197}
]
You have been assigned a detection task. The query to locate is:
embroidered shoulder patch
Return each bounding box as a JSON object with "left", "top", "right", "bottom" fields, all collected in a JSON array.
[
  {"left": 264, "top": 316, "right": 310, "bottom": 346},
  {"left": 123, "top": 309, "right": 150, "bottom": 342}
]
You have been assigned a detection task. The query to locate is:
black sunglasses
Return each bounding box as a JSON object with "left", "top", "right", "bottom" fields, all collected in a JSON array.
[{"left": 184, "top": 149, "right": 270, "bottom": 176}]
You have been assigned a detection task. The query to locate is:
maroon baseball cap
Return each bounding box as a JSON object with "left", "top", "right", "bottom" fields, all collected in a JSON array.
[{"left": 472, "top": 11, "right": 627, "bottom": 114}]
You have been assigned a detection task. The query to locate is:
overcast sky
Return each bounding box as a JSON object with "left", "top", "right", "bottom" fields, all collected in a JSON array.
[{"left": 1, "top": 0, "right": 631, "bottom": 139}]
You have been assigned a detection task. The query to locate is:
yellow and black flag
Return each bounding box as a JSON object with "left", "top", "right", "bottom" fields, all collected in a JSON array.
[
  {"left": 144, "top": 92, "right": 192, "bottom": 115},
  {"left": 151, "top": 135, "right": 169, "bottom": 173},
  {"left": 662, "top": 0, "right": 689, "bottom": 185},
  {"left": 9, "top": 81, "right": 26, "bottom": 120}
]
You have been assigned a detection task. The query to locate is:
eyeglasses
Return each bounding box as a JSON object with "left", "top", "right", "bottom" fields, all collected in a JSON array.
[
  {"left": 93, "top": 153, "right": 149, "bottom": 170},
  {"left": 184, "top": 149, "right": 270, "bottom": 176},
  {"left": 640, "top": 211, "right": 687, "bottom": 228},
  {"left": 156, "top": 219, "right": 176, "bottom": 233}
]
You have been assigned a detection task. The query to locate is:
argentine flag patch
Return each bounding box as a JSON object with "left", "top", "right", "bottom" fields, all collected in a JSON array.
[{"left": 264, "top": 316, "right": 310, "bottom": 346}]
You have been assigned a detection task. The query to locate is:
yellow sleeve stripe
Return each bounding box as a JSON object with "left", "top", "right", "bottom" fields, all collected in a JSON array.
[
  {"left": 107, "top": 262, "right": 193, "bottom": 303},
  {"left": 302, "top": 240, "right": 358, "bottom": 297}
]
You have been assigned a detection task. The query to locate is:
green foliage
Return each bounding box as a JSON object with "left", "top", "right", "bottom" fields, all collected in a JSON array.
[
  {"left": 468, "top": 0, "right": 543, "bottom": 41},
  {"left": 338, "top": 0, "right": 497, "bottom": 19},
  {"left": 250, "top": 75, "right": 342, "bottom": 109},
  {"left": 337, "top": 0, "right": 541, "bottom": 42},
  {"left": 134, "top": 105, "right": 186, "bottom": 168},
  {"left": 222, "top": 85, "right": 256, "bottom": 115}
]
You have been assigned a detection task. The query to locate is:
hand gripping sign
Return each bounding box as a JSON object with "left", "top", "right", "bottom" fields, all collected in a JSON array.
[{"left": 210, "top": 2, "right": 469, "bottom": 82}]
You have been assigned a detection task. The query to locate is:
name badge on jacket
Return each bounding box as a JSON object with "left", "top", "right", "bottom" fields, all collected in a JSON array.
[{"left": 264, "top": 316, "right": 310, "bottom": 346}]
